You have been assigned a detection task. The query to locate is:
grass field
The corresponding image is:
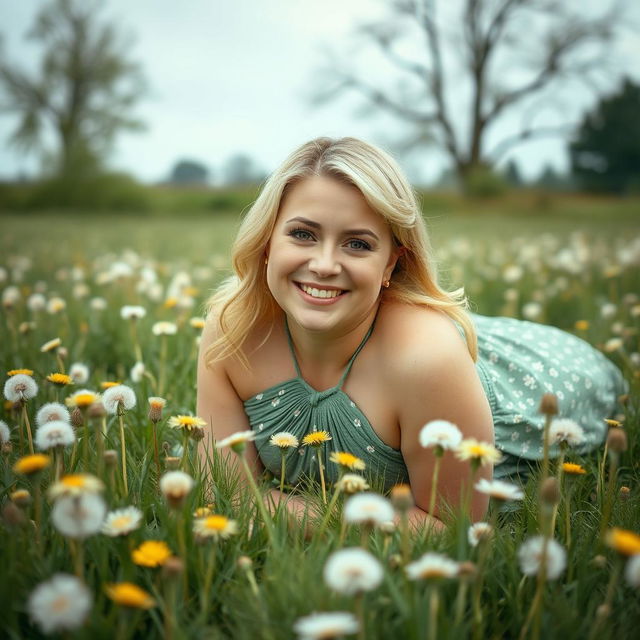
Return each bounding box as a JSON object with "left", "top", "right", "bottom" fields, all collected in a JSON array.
[{"left": 0, "top": 202, "right": 639, "bottom": 639}]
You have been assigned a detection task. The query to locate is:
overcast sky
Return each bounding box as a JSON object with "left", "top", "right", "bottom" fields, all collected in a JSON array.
[{"left": 1, "top": 0, "right": 638, "bottom": 185}]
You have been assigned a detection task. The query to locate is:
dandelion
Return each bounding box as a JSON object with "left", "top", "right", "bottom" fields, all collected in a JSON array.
[
  {"left": 193, "top": 505, "right": 214, "bottom": 518},
  {"left": 169, "top": 414, "right": 207, "bottom": 433},
  {"left": 548, "top": 418, "right": 585, "bottom": 448},
  {"left": 105, "top": 582, "right": 156, "bottom": 609},
  {"left": 49, "top": 474, "right": 104, "bottom": 499},
  {"left": 66, "top": 389, "right": 100, "bottom": 409},
  {"left": 562, "top": 462, "right": 586, "bottom": 475},
  {"left": 193, "top": 514, "right": 238, "bottom": 541},
  {"left": 406, "top": 552, "right": 459, "bottom": 581},
  {"left": 270, "top": 431, "right": 299, "bottom": 492},
  {"left": 293, "top": 612, "right": 359, "bottom": 640},
  {"left": 605, "top": 528, "right": 640, "bottom": 556},
  {"left": 46, "top": 373, "right": 73, "bottom": 387},
  {"left": 10, "top": 488, "right": 31, "bottom": 507},
  {"left": 574, "top": 320, "right": 589, "bottom": 331},
  {"left": 323, "top": 547, "right": 384, "bottom": 595},
  {"left": 13, "top": 453, "right": 50, "bottom": 475},
  {"left": 344, "top": 492, "right": 394, "bottom": 529},
  {"left": 68, "top": 363, "right": 89, "bottom": 385},
  {"left": 28, "top": 574, "right": 92, "bottom": 634},
  {"left": 329, "top": 451, "right": 366, "bottom": 472},
  {"left": 102, "top": 506, "right": 143, "bottom": 537},
  {"left": 120, "top": 305, "right": 147, "bottom": 320},
  {"left": 0, "top": 419, "right": 11, "bottom": 445},
  {"left": 27, "top": 292, "right": 47, "bottom": 312},
  {"left": 468, "top": 522, "right": 493, "bottom": 547},
  {"left": 7, "top": 368, "right": 34, "bottom": 376},
  {"left": 5, "top": 373, "right": 38, "bottom": 453},
  {"left": 474, "top": 478, "right": 524, "bottom": 502},
  {"left": 302, "top": 430, "right": 332, "bottom": 504},
  {"left": 216, "top": 429, "right": 256, "bottom": 455},
  {"left": 101, "top": 381, "right": 120, "bottom": 389},
  {"left": 189, "top": 317, "right": 205, "bottom": 329},
  {"left": 90, "top": 297, "right": 107, "bottom": 311},
  {"left": 41, "top": 338, "right": 62, "bottom": 353},
  {"left": 36, "top": 403, "right": 71, "bottom": 426},
  {"left": 46, "top": 297, "right": 66, "bottom": 314},
  {"left": 625, "top": 555, "right": 640, "bottom": 588},
  {"left": 148, "top": 396, "right": 166, "bottom": 423},
  {"left": 518, "top": 536, "right": 566, "bottom": 580},
  {"left": 35, "top": 420, "right": 75, "bottom": 476},
  {"left": 335, "top": 474, "right": 370, "bottom": 495},
  {"left": 159, "top": 470, "right": 194, "bottom": 508},
  {"left": 130, "top": 361, "right": 146, "bottom": 383},
  {"left": 455, "top": 439, "right": 502, "bottom": 467},
  {"left": 51, "top": 493, "right": 107, "bottom": 539},
  {"left": 132, "top": 540, "right": 172, "bottom": 567}
]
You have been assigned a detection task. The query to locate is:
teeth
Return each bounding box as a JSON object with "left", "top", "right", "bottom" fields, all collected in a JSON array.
[{"left": 300, "top": 284, "right": 342, "bottom": 299}]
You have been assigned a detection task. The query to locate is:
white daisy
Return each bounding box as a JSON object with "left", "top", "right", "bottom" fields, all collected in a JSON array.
[
  {"left": 101, "top": 506, "right": 143, "bottom": 537},
  {"left": 474, "top": 478, "right": 524, "bottom": 502},
  {"left": 4, "top": 373, "right": 38, "bottom": 402},
  {"left": 152, "top": 321, "right": 177, "bottom": 336},
  {"left": 120, "top": 305, "right": 147, "bottom": 320},
  {"left": 419, "top": 420, "right": 463, "bottom": 451},
  {"left": 269, "top": 431, "right": 300, "bottom": 449},
  {"left": 35, "top": 421, "right": 76, "bottom": 450},
  {"left": 215, "top": 430, "right": 256, "bottom": 453},
  {"left": 293, "top": 612, "right": 359, "bottom": 640},
  {"left": 405, "top": 552, "right": 459, "bottom": 580},
  {"left": 51, "top": 493, "right": 107, "bottom": 539},
  {"left": 548, "top": 419, "right": 585, "bottom": 447},
  {"left": 468, "top": 522, "right": 493, "bottom": 547},
  {"left": 101, "top": 384, "right": 136, "bottom": 414},
  {"left": 625, "top": 554, "right": 640, "bottom": 588},
  {"left": 323, "top": 548, "right": 384, "bottom": 595},
  {"left": 36, "top": 403, "right": 71, "bottom": 427},
  {"left": 334, "top": 474, "right": 370, "bottom": 494},
  {"left": 28, "top": 573, "right": 92, "bottom": 634},
  {"left": 517, "top": 536, "right": 566, "bottom": 580},
  {"left": 0, "top": 419, "right": 11, "bottom": 444},
  {"left": 343, "top": 492, "right": 394, "bottom": 527},
  {"left": 68, "top": 363, "right": 90, "bottom": 385}
]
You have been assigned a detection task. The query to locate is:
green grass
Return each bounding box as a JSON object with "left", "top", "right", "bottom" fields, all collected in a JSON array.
[{"left": 0, "top": 207, "right": 638, "bottom": 639}]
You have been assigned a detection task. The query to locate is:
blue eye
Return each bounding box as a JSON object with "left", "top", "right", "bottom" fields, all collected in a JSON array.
[
  {"left": 346, "top": 239, "right": 372, "bottom": 251},
  {"left": 288, "top": 228, "right": 315, "bottom": 241}
]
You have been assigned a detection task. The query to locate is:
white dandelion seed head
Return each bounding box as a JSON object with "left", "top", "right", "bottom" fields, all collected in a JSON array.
[
  {"left": 120, "top": 305, "right": 147, "bottom": 320},
  {"left": 522, "top": 302, "right": 543, "bottom": 320},
  {"left": 293, "top": 611, "right": 359, "bottom": 640},
  {"left": 4, "top": 373, "right": 38, "bottom": 402},
  {"left": 419, "top": 420, "right": 463, "bottom": 450},
  {"left": 625, "top": 554, "right": 640, "bottom": 588},
  {"left": 518, "top": 536, "right": 566, "bottom": 580},
  {"left": 51, "top": 493, "right": 107, "bottom": 539},
  {"left": 130, "top": 361, "right": 145, "bottom": 383},
  {"left": 269, "top": 431, "right": 299, "bottom": 449},
  {"left": 601, "top": 303, "right": 617, "bottom": 319},
  {"left": 405, "top": 552, "right": 459, "bottom": 581},
  {"left": 28, "top": 573, "right": 92, "bottom": 634},
  {"left": 0, "top": 419, "right": 10, "bottom": 444},
  {"left": 46, "top": 297, "right": 67, "bottom": 314},
  {"left": 343, "top": 492, "right": 394, "bottom": 527},
  {"left": 35, "top": 420, "right": 76, "bottom": 450},
  {"left": 468, "top": 522, "right": 494, "bottom": 547},
  {"left": 101, "top": 384, "right": 136, "bottom": 414},
  {"left": 27, "top": 293, "right": 47, "bottom": 312},
  {"left": 152, "top": 321, "right": 177, "bottom": 336},
  {"left": 159, "top": 471, "right": 194, "bottom": 500},
  {"left": 36, "top": 402, "right": 71, "bottom": 427},
  {"left": 549, "top": 418, "right": 585, "bottom": 447},
  {"left": 323, "top": 547, "right": 384, "bottom": 596},
  {"left": 68, "top": 363, "right": 90, "bottom": 385},
  {"left": 335, "top": 474, "right": 370, "bottom": 494},
  {"left": 2, "top": 285, "right": 21, "bottom": 307},
  {"left": 101, "top": 506, "right": 144, "bottom": 537},
  {"left": 474, "top": 478, "right": 524, "bottom": 502},
  {"left": 89, "top": 297, "right": 107, "bottom": 311}
]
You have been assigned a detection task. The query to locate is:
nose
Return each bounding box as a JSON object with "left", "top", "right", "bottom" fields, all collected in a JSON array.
[{"left": 308, "top": 244, "right": 342, "bottom": 278}]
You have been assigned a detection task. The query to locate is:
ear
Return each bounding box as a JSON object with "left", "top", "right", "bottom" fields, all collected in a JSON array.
[{"left": 384, "top": 245, "right": 404, "bottom": 281}]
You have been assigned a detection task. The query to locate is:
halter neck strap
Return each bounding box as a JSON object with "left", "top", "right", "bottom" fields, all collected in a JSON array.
[{"left": 284, "top": 316, "right": 377, "bottom": 390}]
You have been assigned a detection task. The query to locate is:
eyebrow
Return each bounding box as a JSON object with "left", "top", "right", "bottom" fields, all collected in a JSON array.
[{"left": 285, "top": 216, "right": 380, "bottom": 241}]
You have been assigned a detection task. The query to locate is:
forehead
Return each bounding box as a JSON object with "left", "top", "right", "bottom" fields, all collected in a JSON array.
[{"left": 277, "top": 175, "right": 389, "bottom": 233}]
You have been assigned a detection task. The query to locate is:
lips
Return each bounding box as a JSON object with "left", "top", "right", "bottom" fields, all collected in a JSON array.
[{"left": 296, "top": 283, "right": 346, "bottom": 299}]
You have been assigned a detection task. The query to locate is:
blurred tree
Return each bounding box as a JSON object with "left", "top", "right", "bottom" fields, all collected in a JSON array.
[
  {"left": 534, "top": 163, "right": 574, "bottom": 191},
  {"left": 314, "top": 0, "right": 632, "bottom": 192},
  {"left": 223, "top": 153, "right": 265, "bottom": 185},
  {"left": 169, "top": 159, "right": 210, "bottom": 185},
  {"left": 0, "top": 0, "right": 145, "bottom": 178},
  {"left": 570, "top": 79, "right": 640, "bottom": 194},
  {"left": 503, "top": 159, "right": 523, "bottom": 187}
]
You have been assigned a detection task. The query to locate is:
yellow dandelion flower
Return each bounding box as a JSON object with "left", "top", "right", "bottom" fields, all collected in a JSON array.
[
  {"left": 132, "top": 540, "right": 172, "bottom": 567},
  {"left": 10, "top": 489, "right": 31, "bottom": 506},
  {"left": 40, "top": 338, "right": 62, "bottom": 353},
  {"left": 562, "top": 462, "right": 586, "bottom": 475},
  {"left": 163, "top": 297, "right": 178, "bottom": 309},
  {"left": 193, "top": 514, "right": 238, "bottom": 540},
  {"left": 193, "top": 506, "right": 214, "bottom": 518},
  {"left": 49, "top": 474, "right": 104, "bottom": 498},
  {"left": 46, "top": 373, "right": 73, "bottom": 386},
  {"left": 189, "top": 317, "right": 205, "bottom": 330},
  {"left": 604, "top": 419, "right": 623, "bottom": 429},
  {"left": 574, "top": 320, "right": 589, "bottom": 331},
  {"left": 302, "top": 430, "right": 332, "bottom": 447},
  {"left": 7, "top": 368, "right": 34, "bottom": 376},
  {"left": 455, "top": 439, "right": 502, "bottom": 466},
  {"left": 329, "top": 451, "right": 366, "bottom": 471},
  {"left": 66, "top": 390, "right": 100, "bottom": 409},
  {"left": 100, "top": 381, "right": 120, "bottom": 389},
  {"left": 168, "top": 415, "right": 207, "bottom": 432},
  {"left": 13, "top": 454, "right": 50, "bottom": 475},
  {"left": 269, "top": 432, "right": 299, "bottom": 449},
  {"left": 105, "top": 582, "right": 156, "bottom": 609},
  {"left": 606, "top": 528, "right": 640, "bottom": 556}
]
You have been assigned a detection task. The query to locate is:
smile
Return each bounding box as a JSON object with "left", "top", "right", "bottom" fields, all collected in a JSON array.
[{"left": 297, "top": 283, "right": 345, "bottom": 299}]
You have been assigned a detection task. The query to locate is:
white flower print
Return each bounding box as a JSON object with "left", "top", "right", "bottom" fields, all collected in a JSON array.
[
  {"left": 532, "top": 361, "right": 544, "bottom": 372},
  {"left": 278, "top": 389, "right": 285, "bottom": 396},
  {"left": 366, "top": 445, "right": 375, "bottom": 453},
  {"left": 523, "top": 375, "right": 537, "bottom": 389},
  {"left": 256, "top": 393, "right": 263, "bottom": 400},
  {"left": 549, "top": 368, "right": 559, "bottom": 378},
  {"left": 563, "top": 381, "right": 574, "bottom": 392},
  {"left": 513, "top": 415, "right": 523, "bottom": 424},
  {"left": 293, "top": 409, "right": 301, "bottom": 417},
  {"left": 258, "top": 423, "right": 264, "bottom": 431},
  {"left": 271, "top": 398, "right": 280, "bottom": 407},
  {"left": 511, "top": 431, "right": 520, "bottom": 441},
  {"left": 489, "top": 352, "right": 498, "bottom": 364},
  {"left": 354, "top": 418, "right": 361, "bottom": 427}
]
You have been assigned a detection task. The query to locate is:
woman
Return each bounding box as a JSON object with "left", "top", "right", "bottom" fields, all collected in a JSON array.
[{"left": 196, "top": 137, "right": 625, "bottom": 528}]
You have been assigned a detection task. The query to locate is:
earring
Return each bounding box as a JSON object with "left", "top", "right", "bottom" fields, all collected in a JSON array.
[
  {"left": 382, "top": 280, "right": 390, "bottom": 288},
  {"left": 264, "top": 256, "right": 268, "bottom": 265}
]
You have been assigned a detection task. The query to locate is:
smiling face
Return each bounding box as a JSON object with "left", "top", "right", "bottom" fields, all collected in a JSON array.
[{"left": 266, "top": 174, "right": 400, "bottom": 336}]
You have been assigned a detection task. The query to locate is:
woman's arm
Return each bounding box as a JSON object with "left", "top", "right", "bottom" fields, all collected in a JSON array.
[{"left": 391, "top": 309, "right": 495, "bottom": 524}]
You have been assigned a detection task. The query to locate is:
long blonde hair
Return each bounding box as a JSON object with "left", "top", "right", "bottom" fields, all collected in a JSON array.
[{"left": 205, "top": 137, "right": 477, "bottom": 366}]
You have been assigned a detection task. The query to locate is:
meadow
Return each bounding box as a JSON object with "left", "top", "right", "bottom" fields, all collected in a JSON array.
[{"left": 0, "top": 203, "right": 639, "bottom": 639}]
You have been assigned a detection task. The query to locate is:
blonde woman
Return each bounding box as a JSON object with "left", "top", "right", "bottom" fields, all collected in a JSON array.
[{"left": 197, "top": 137, "right": 625, "bottom": 529}]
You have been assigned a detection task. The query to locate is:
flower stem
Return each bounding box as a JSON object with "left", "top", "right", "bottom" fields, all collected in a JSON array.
[
  {"left": 200, "top": 544, "right": 216, "bottom": 620},
  {"left": 428, "top": 585, "right": 440, "bottom": 640},
  {"left": 428, "top": 453, "right": 442, "bottom": 517},
  {"left": 317, "top": 487, "right": 341, "bottom": 538},
  {"left": 279, "top": 451, "right": 286, "bottom": 494},
  {"left": 21, "top": 403, "right": 34, "bottom": 454},
  {"left": 240, "top": 455, "right": 275, "bottom": 546},
  {"left": 317, "top": 448, "right": 327, "bottom": 505},
  {"left": 599, "top": 452, "right": 619, "bottom": 545},
  {"left": 118, "top": 411, "right": 128, "bottom": 497}
]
